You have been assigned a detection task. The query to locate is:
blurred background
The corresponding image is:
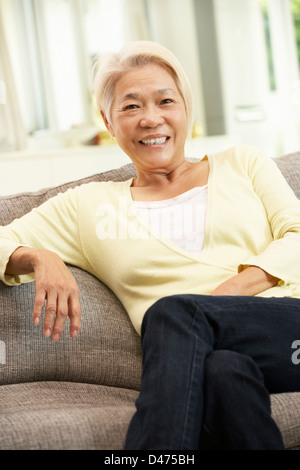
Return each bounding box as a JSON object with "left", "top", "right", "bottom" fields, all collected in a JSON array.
[{"left": 1, "top": 0, "right": 300, "bottom": 194}]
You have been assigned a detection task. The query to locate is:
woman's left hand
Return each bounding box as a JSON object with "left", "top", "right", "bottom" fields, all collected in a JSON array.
[{"left": 210, "top": 266, "right": 279, "bottom": 296}]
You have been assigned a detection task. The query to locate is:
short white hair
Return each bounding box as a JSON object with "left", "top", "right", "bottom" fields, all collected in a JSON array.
[{"left": 94, "top": 41, "right": 194, "bottom": 135}]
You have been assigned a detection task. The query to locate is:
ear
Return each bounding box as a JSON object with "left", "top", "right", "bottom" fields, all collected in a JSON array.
[{"left": 100, "top": 110, "right": 115, "bottom": 137}]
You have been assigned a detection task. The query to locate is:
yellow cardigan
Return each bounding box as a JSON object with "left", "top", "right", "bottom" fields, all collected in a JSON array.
[{"left": 1, "top": 145, "right": 300, "bottom": 335}]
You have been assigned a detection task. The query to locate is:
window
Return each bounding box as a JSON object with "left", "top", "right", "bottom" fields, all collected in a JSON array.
[
  {"left": 82, "top": 0, "right": 125, "bottom": 56},
  {"left": 2, "top": 0, "right": 300, "bottom": 156},
  {"left": 291, "top": 0, "right": 300, "bottom": 71},
  {"left": 0, "top": 0, "right": 128, "bottom": 150},
  {"left": 261, "top": 0, "right": 277, "bottom": 90},
  {"left": 1, "top": 0, "right": 205, "bottom": 152},
  {"left": 0, "top": 80, "right": 5, "bottom": 145}
]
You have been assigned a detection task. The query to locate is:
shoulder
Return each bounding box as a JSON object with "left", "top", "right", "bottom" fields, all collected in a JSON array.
[
  {"left": 209, "top": 145, "right": 269, "bottom": 164},
  {"left": 75, "top": 179, "right": 133, "bottom": 205},
  {"left": 208, "top": 145, "right": 272, "bottom": 174},
  {"left": 76, "top": 179, "right": 132, "bottom": 194}
]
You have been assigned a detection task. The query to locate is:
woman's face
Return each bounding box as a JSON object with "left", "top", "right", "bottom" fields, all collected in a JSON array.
[{"left": 103, "top": 63, "right": 188, "bottom": 174}]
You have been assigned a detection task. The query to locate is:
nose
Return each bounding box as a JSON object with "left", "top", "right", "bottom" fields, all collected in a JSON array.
[{"left": 139, "top": 105, "right": 164, "bottom": 128}]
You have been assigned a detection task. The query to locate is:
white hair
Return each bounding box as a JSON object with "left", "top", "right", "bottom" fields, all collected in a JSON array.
[{"left": 93, "top": 41, "right": 194, "bottom": 135}]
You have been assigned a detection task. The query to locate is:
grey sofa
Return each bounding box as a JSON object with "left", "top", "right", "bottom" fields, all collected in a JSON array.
[{"left": 0, "top": 151, "right": 299, "bottom": 450}]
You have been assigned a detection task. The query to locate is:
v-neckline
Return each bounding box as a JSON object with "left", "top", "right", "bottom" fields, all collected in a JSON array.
[{"left": 123, "top": 155, "right": 214, "bottom": 262}]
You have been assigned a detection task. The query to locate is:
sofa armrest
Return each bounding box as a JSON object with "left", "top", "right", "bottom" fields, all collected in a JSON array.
[{"left": 0, "top": 266, "right": 142, "bottom": 389}]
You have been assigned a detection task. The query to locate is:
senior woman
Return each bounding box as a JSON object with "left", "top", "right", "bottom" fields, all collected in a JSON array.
[{"left": 0, "top": 41, "right": 300, "bottom": 450}]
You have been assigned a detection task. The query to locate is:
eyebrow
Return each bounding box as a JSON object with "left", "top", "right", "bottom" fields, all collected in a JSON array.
[{"left": 120, "top": 88, "right": 176, "bottom": 103}]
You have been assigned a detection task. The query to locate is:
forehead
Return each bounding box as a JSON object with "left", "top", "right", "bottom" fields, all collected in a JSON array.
[{"left": 113, "top": 63, "right": 179, "bottom": 100}]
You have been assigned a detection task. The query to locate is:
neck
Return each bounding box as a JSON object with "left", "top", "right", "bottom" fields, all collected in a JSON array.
[{"left": 133, "top": 159, "right": 191, "bottom": 189}]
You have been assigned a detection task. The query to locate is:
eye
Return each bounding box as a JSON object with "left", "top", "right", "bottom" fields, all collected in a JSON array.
[
  {"left": 123, "top": 104, "right": 139, "bottom": 111},
  {"left": 160, "top": 98, "right": 173, "bottom": 105}
]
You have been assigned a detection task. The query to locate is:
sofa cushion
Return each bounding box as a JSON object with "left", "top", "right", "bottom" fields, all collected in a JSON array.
[
  {"left": 0, "top": 266, "right": 142, "bottom": 390},
  {"left": 0, "top": 381, "right": 299, "bottom": 450},
  {"left": 0, "top": 381, "right": 138, "bottom": 450},
  {"left": 275, "top": 151, "right": 300, "bottom": 199},
  {"left": 271, "top": 393, "right": 300, "bottom": 450}
]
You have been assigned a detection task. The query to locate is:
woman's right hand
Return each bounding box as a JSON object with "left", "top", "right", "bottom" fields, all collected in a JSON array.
[{"left": 6, "top": 247, "right": 81, "bottom": 342}]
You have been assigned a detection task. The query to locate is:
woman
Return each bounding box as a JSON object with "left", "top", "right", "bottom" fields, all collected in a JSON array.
[{"left": 0, "top": 41, "right": 300, "bottom": 450}]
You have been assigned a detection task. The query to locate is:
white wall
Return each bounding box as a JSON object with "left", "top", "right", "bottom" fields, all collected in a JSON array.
[
  {"left": 214, "top": 0, "right": 271, "bottom": 150},
  {"left": 214, "top": 0, "right": 300, "bottom": 156}
]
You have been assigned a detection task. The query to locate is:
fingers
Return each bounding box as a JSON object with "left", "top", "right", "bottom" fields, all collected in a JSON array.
[
  {"left": 44, "top": 288, "right": 65, "bottom": 341},
  {"left": 31, "top": 250, "right": 81, "bottom": 341},
  {"left": 33, "top": 280, "right": 81, "bottom": 342},
  {"left": 68, "top": 294, "right": 81, "bottom": 339},
  {"left": 33, "top": 285, "right": 47, "bottom": 327}
]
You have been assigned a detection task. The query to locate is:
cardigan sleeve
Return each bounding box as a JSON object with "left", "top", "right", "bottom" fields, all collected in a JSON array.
[
  {"left": 238, "top": 147, "right": 300, "bottom": 285},
  {"left": 0, "top": 186, "right": 87, "bottom": 286}
]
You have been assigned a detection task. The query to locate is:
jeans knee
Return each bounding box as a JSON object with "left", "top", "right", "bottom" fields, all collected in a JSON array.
[{"left": 204, "top": 350, "right": 264, "bottom": 389}]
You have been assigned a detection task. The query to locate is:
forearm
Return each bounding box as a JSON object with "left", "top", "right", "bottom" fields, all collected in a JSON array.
[
  {"left": 6, "top": 246, "right": 45, "bottom": 275},
  {"left": 211, "top": 266, "right": 279, "bottom": 296}
]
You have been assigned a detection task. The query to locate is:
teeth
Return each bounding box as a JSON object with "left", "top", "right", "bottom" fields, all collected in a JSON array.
[{"left": 141, "top": 137, "right": 168, "bottom": 145}]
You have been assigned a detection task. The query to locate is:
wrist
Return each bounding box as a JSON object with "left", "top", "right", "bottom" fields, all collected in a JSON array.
[{"left": 6, "top": 247, "right": 46, "bottom": 275}]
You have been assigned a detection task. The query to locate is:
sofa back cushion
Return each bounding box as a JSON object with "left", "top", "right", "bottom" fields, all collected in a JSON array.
[{"left": 275, "top": 151, "right": 300, "bottom": 199}]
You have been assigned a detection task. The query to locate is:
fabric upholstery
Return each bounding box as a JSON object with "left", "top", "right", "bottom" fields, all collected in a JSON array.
[
  {"left": 0, "top": 381, "right": 138, "bottom": 450},
  {"left": 0, "top": 266, "right": 142, "bottom": 390},
  {"left": 271, "top": 393, "right": 300, "bottom": 450},
  {"left": 0, "top": 149, "right": 299, "bottom": 450},
  {"left": 275, "top": 151, "right": 300, "bottom": 199}
]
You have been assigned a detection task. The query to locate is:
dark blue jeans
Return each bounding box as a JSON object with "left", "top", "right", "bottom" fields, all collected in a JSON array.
[{"left": 125, "top": 294, "right": 300, "bottom": 450}]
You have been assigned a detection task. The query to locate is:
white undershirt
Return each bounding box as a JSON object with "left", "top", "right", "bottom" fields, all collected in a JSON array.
[{"left": 134, "top": 185, "right": 208, "bottom": 255}]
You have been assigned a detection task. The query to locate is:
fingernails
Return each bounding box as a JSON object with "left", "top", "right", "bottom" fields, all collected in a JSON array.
[
  {"left": 44, "top": 328, "right": 51, "bottom": 338},
  {"left": 52, "top": 333, "right": 60, "bottom": 342},
  {"left": 71, "top": 329, "right": 78, "bottom": 338},
  {"left": 34, "top": 317, "right": 40, "bottom": 325}
]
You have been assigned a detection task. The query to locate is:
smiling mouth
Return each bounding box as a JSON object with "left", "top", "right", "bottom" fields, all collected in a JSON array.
[{"left": 140, "top": 137, "right": 169, "bottom": 146}]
